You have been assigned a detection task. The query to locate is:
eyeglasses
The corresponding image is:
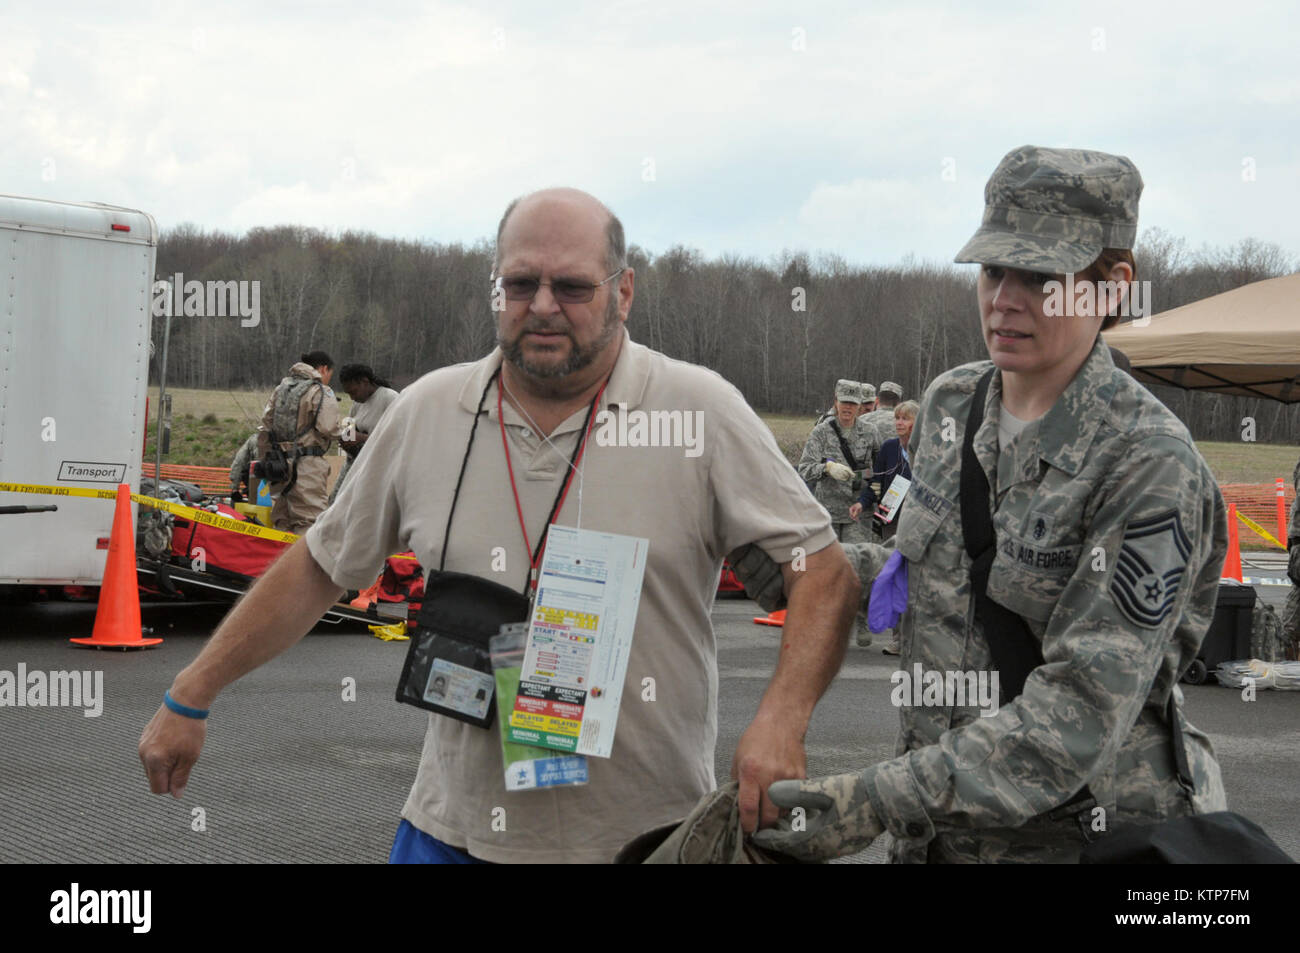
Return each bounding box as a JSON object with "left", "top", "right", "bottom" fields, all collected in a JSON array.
[{"left": 492, "top": 268, "right": 624, "bottom": 304}]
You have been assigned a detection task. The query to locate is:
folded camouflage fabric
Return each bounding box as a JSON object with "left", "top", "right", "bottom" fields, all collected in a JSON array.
[
  {"left": 614, "top": 781, "right": 801, "bottom": 864},
  {"left": 726, "top": 543, "right": 787, "bottom": 613}
]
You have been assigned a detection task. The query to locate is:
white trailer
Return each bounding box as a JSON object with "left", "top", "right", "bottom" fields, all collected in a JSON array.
[{"left": 0, "top": 194, "right": 157, "bottom": 585}]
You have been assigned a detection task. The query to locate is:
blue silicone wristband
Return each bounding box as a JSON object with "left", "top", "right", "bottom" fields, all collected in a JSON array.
[{"left": 164, "top": 690, "right": 210, "bottom": 720}]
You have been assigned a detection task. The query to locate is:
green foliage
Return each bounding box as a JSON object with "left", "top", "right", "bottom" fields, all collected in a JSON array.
[{"left": 144, "top": 407, "right": 251, "bottom": 467}]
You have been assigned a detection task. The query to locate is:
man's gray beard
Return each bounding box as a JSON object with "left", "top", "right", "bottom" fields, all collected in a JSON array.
[{"left": 498, "top": 295, "right": 621, "bottom": 380}]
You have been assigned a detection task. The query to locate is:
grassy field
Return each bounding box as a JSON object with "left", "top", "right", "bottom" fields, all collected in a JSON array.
[
  {"left": 762, "top": 413, "right": 822, "bottom": 466},
  {"left": 143, "top": 388, "right": 1295, "bottom": 486},
  {"left": 1195, "top": 441, "right": 1298, "bottom": 485},
  {"left": 144, "top": 386, "right": 355, "bottom": 467}
]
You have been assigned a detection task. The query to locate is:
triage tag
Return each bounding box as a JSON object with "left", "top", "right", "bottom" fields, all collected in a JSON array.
[
  {"left": 491, "top": 624, "right": 589, "bottom": 792},
  {"left": 507, "top": 525, "right": 648, "bottom": 758},
  {"left": 877, "top": 475, "right": 911, "bottom": 524}
]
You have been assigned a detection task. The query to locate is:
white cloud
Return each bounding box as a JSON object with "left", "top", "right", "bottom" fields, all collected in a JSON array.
[{"left": 0, "top": 0, "right": 1296, "bottom": 266}]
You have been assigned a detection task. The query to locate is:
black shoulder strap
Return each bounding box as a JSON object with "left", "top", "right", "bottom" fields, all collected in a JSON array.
[
  {"left": 1167, "top": 692, "right": 1194, "bottom": 795},
  {"left": 961, "top": 369, "right": 1097, "bottom": 816},
  {"left": 959, "top": 368, "right": 1195, "bottom": 815},
  {"left": 829, "top": 420, "right": 861, "bottom": 472},
  {"left": 960, "top": 369, "right": 1045, "bottom": 701}
]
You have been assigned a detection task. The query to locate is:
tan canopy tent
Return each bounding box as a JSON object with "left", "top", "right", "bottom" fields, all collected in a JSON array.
[{"left": 1103, "top": 273, "right": 1300, "bottom": 403}]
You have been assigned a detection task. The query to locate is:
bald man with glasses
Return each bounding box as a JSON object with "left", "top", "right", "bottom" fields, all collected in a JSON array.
[{"left": 140, "top": 187, "right": 860, "bottom": 864}]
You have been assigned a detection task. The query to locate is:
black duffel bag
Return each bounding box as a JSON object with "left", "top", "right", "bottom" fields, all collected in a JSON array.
[{"left": 1080, "top": 812, "right": 1295, "bottom": 864}]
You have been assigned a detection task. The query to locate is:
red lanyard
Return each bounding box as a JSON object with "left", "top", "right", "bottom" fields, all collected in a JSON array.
[{"left": 497, "top": 373, "right": 608, "bottom": 591}]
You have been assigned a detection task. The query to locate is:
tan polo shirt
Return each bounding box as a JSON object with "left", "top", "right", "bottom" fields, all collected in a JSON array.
[{"left": 305, "top": 330, "right": 835, "bottom": 863}]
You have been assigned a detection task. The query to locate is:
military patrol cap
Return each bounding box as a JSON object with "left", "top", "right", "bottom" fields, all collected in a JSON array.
[
  {"left": 835, "top": 379, "right": 864, "bottom": 403},
  {"left": 878, "top": 381, "right": 903, "bottom": 399},
  {"left": 955, "top": 145, "right": 1143, "bottom": 274},
  {"left": 857, "top": 382, "right": 876, "bottom": 402}
]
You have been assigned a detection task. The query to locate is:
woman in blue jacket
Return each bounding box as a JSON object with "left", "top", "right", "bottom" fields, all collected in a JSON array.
[{"left": 850, "top": 400, "right": 918, "bottom": 542}]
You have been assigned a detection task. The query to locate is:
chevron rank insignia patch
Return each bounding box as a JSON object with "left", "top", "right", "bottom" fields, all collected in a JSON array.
[{"left": 1111, "top": 510, "right": 1193, "bottom": 628}]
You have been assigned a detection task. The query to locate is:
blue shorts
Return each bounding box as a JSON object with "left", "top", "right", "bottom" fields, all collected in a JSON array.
[{"left": 388, "top": 819, "right": 491, "bottom": 864}]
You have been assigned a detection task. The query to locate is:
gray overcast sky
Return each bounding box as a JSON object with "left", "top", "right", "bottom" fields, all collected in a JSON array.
[{"left": 3, "top": 0, "right": 1298, "bottom": 267}]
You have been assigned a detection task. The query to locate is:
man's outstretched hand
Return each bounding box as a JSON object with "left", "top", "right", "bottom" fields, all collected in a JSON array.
[{"left": 139, "top": 701, "right": 207, "bottom": 799}]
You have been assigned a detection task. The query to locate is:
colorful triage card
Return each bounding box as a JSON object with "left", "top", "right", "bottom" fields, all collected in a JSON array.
[
  {"left": 490, "top": 624, "right": 589, "bottom": 792},
  {"left": 506, "top": 525, "right": 648, "bottom": 758}
]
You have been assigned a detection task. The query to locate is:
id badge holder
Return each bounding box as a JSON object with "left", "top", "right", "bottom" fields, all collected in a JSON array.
[{"left": 394, "top": 570, "right": 530, "bottom": 728}]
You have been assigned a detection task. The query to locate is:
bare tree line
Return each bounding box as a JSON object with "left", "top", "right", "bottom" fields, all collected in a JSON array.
[{"left": 151, "top": 224, "right": 1300, "bottom": 442}]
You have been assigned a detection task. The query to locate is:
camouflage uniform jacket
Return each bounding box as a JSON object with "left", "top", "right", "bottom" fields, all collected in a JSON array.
[
  {"left": 797, "top": 417, "right": 880, "bottom": 523},
  {"left": 861, "top": 408, "right": 897, "bottom": 448},
  {"left": 257, "top": 363, "right": 342, "bottom": 459},
  {"left": 861, "top": 340, "right": 1228, "bottom": 863},
  {"left": 1282, "top": 458, "right": 1300, "bottom": 654},
  {"left": 228, "top": 433, "right": 259, "bottom": 489},
  {"left": 1290, "top": 457, "right": 1300, "bottom": 547}
]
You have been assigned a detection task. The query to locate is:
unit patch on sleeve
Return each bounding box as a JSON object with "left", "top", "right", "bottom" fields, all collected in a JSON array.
[{"left": 1110, "top": 510, "right": 1193, "bottom": 628}]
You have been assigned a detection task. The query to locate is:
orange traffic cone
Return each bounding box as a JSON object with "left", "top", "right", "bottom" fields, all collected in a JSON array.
[
  {"left": 753, "top": 609, "right": 786, "bottom": 627},
  {"left": 71, "top": 483, "right": 163, "bottom": 650},
  {"left": 1277, "top": 478, "right": 1289, "bottom": 549},
  {"left": 1222, "top": 503, "right": 1243, "bottom": 583}
]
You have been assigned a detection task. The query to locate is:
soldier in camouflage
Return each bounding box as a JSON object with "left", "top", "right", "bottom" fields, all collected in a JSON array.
[
  {"left": 857, "top": 382, "right": 877, "bottom": 413},
  {"left": 227, "top": 433, "right": 259, "bottom": 503},
  {"left": 757, "top": 146, "right": 1229, "bottom": 863},
  {"left": 858, "top": 382, "right": 905, "bottom": 541},
  {"left": 799, "top": 380, "right": 882, "bottom": 646},
  {"left": 797, "top": 380, "right": 881, "bottom": 548},
  {"left": 815, "top": 382, "right": 875, "bottom": 428},
  {"left": 1284, "top": 457, "right": 1300, "bottom": 659},
  {"left": 861, "top": 381, "right": 903, "bottom": 447}
]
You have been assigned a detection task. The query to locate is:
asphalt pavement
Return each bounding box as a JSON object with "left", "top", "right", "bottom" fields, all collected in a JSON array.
[{"left": 0, "top": 569, "right": 1296, "bottom": 864}]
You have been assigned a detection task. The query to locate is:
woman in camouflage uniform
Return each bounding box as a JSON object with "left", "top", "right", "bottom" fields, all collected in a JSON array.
[
  {"left": 1285, "top": 458, "right": 1300, "bottom": 657},
  {"left": 757, "top": 146, "right": 1229, "bottom": 863}
]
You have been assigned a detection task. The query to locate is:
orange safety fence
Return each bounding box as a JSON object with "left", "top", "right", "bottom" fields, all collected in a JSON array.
[
  {"left": 140, "top": 463, "right": 232, "bottom": 497},
  {"left": 1219, "top": 482, "right": 1294, "bottom": 550}
]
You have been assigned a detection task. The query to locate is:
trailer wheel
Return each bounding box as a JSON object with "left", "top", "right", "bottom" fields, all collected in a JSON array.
[{"left": 1183, "top": 658, "right": 1208, "bottom": 685}]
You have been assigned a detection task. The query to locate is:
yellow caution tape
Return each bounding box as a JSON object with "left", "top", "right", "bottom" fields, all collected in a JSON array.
[
  {"left": 368, "top": 621, "right": 410, "bottom": 641},
  {"left": 1236, "top": 511, "right": 1286, "bottom": 550},
  {"left": 0, "top": 480, "right": 425, "bottom": 560},
  {"left": 0, "top": 480, "right": 300, "bottom": 543}
]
